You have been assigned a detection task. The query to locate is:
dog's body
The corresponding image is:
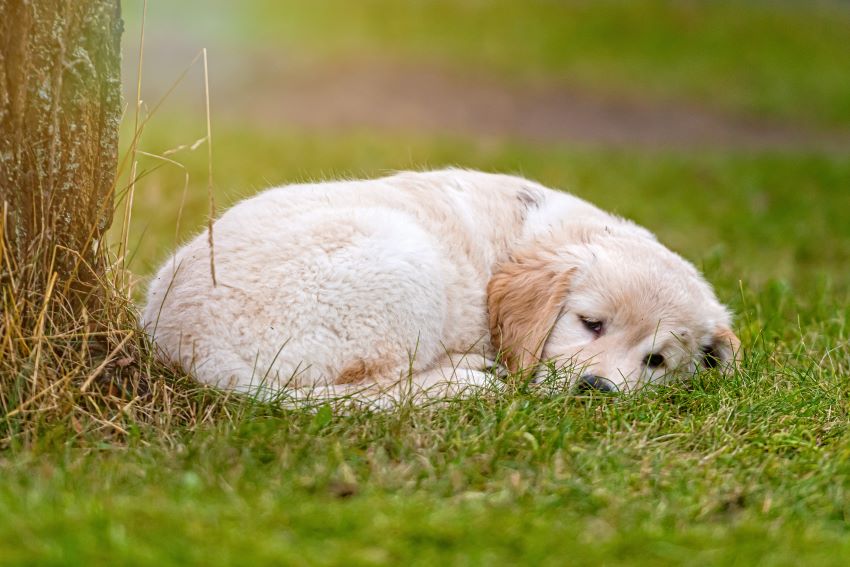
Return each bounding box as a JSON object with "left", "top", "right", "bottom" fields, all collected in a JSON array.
[{"left": 143, "top": 169, "right": 738, "bottom": 403}]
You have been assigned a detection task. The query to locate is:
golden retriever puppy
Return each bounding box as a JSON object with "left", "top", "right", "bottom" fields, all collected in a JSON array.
[{"left": 142, "top": 169, "right": 738, "bottom": 404}]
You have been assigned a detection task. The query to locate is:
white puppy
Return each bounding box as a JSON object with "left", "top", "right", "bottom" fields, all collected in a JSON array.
[{"left": 143, "top": 169, "right": 739, "bottom": 403}]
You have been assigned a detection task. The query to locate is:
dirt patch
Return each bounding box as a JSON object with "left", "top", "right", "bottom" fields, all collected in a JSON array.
[{"left": 127, "top": 40, "right": 850, "bottom": 151}]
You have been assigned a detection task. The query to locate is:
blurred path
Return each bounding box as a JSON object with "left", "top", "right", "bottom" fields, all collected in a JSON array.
[{"left": 126, "top": 40, "right": 850, "bottom": 151}]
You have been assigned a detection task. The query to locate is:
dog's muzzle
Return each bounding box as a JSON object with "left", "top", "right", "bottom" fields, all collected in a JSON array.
[{"left": 576, "top": 374, "right": 618, "bottom": 393}]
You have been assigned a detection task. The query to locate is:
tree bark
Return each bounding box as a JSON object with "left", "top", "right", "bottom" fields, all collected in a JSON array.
[{"left": 0, "top": 0, "right": 123, "bottom": 303}]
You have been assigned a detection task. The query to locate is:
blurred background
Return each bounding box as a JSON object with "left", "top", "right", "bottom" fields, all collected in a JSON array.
[{"left": 120, "top": 1, "right": 850, "bottom": 301}]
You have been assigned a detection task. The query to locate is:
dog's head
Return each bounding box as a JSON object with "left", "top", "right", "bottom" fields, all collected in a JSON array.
[{"left": 487, "top": 222, "right": 739, "bottom": 392}]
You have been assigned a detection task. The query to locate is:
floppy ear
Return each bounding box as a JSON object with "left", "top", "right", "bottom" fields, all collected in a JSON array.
[
  {"left": 487, "top": 249, "right": 574, "bottom": 377},
  {"left": 701, "top": 326, "right": 742, "bottom": 370}
]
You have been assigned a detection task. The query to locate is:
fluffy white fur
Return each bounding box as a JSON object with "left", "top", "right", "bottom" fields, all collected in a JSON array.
[{"left": 142, "top": 169, "right": 738, "bottom": 404}]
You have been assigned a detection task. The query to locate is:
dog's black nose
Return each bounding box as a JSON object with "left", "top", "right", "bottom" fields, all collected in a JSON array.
[{"left": 577, "top": 374, "right": 618, "bottom": 393}]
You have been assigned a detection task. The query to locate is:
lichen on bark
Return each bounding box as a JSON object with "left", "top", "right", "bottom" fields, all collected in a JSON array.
[{"left": 0, "top": 0, "right": 123, "bottom": 297}]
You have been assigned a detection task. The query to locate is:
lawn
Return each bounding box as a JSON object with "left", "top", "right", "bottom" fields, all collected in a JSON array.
[{"left": 3, "top": 1, "right": 850, "bottom": 565}]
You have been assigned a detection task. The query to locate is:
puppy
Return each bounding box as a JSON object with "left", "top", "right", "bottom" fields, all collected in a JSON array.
[{"left": 142, "top": 169, "right": 738, "bottom": 403}]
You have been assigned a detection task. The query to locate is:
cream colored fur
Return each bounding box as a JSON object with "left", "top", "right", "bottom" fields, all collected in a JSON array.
[{"left": 142, "top": 169, "right": 738, "bottom": 405}]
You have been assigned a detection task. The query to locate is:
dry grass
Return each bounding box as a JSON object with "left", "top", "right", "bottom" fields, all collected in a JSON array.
[
  {"left": 0, "top": 196, "right": 237, "bottom": 448},
  {"left": 0, "top": 5, "right": 232, "bottom": 448}
]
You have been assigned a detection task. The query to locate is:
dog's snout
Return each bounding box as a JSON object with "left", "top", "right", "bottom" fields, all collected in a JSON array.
[{"left": 577, "top": 374, "right": 618, "bottom": 393}]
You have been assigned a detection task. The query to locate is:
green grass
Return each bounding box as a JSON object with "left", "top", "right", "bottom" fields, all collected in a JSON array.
[
  {"left": 5, "top": 1, "right": 850, "bottom": 565},
  {"left": 3, "top": 336, "right": 850, "bottom": 565},
  {"left": 3, "top": 119, "right": 846, "bottom": 564}
]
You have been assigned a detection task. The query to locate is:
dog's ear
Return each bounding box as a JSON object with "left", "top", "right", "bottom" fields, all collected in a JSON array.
[
  {"left": 487, "top": 249, "right": 575, "bottom": 377},
  {"left": 701, "top": 326, "right": 741, "bottom": 370}
]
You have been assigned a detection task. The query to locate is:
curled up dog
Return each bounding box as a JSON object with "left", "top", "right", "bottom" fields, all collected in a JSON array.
[{"left": 142, "top": 169, "right": 739, "bottom": 406}]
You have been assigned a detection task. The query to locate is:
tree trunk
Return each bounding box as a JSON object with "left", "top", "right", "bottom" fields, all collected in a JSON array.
[{"left": 0, "top": 0, "right": 123, "bottom": 305}]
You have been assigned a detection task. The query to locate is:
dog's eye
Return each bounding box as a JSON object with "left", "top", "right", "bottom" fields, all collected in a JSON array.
[
  {"left": 701, "top": 345, "right": 719, "bottom": 369},
  {"left": 580, "top": 317, "right": 603, "bottom": 336},
  {"left": 645, "top": 353, "right": 665, "bottom": 369}
]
